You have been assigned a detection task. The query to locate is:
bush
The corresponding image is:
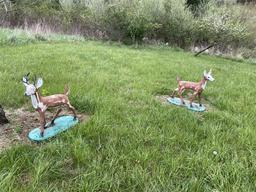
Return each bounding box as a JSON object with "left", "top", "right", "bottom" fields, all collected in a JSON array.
[
  {"left": 102, "top": 0, "right": 161, "bottom": 43},
  {"left": 186, "top": 0, "right": 209, "bottom": 13},
  {"left": 103, "top": 0, "right": 195, "bottom": 46},
  {"left": 241, "top": 47, "right": 256, "bottom": 59},
  {"left": 160, "top": 0, "right": 195, "bottom": 47},
  {"left": 102, "top": 2, "right": 129, "bottom": 42},
  {"left": 1, "top": 0, "right": 253, "bottom": 51},
  {"left": 195, "top": 0, "right": 251, "bottom": 48}
]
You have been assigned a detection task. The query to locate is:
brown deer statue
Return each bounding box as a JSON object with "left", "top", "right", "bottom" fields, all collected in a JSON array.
[
  {"left": 22, "top": 73, "right": 77, "bottom": 137},
  {"left": 171, "top": 69, "right": 214, "bottom": 107}
]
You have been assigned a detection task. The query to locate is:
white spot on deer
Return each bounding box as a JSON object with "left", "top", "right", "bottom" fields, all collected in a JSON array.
[
  {"left": 38, "top": 102, "right": 47, "bottom": 112},
  {"left": 202, "top": 81, "right": 207, "bottom": 89}
]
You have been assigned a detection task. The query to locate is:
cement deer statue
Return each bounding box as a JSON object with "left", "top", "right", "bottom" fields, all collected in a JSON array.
[
  {"left": 22, "top": 73, "right": 77, "bottom": 137},
  {"left": 171, "top": 69, "right": 214, "bottom": 107}
]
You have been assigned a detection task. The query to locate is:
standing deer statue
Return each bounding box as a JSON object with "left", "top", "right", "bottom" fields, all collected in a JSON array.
[
  {"left": 22, "top": 73, "right": 77, "bottom": 137},
  {"left": 171, "top": 69, "right": 214, "bottom": 107}
]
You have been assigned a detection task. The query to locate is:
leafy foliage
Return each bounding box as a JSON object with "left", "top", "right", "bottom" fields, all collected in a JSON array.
[
  {"left": 0, "top": 0, "right": 254, "bottom": 48},
  {"left": 195, "top": 1, "right": 251, "bottom": 47}
]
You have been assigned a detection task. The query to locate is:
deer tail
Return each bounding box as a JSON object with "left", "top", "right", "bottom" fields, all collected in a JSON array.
[
  {"left": 64, "top": 85, "right": 70, "bottom": 96},
  {"left": 176, "top": 76, "right": 181, "bottom": 82}
]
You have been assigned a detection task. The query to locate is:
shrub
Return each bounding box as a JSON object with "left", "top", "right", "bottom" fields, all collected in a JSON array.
[
  {"left": 186, "top": 0, "right": 209, "bottom": 13},
  {"left": 195, "top": 0, "right": 251, "bottom": 48},
  {"left": 101, "top": 0, "right": 159, "bottom": 43},
  {"left": 124, "top": 0, "right": 162, "bottom": 43},
  {"left": 102, "top": 2, "right": 129, "bottom": 42},
  {"left": 1, "top": 0, "right": 254, "bottom": 51},
  {"left": 102, "top": 0, "right": 195, "bottom": 46},
  {"left": 241, "top": 47, "right": 256, "bottom": 59},
  {"left": 159, "top": 0, "right": 195, "bottom": 47}
]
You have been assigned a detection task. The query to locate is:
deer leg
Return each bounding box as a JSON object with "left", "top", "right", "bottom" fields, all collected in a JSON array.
[
  {"left": 66, "top": 102, "right": 77, "bottom": 120},
  {"left": 170, "top": 88, "right": 178, "bottom": 98},
  {"left": 38, "top": 111, "right": 46, "bottom": 137},
  {"left": 178, "top": 88, "right": 185, "bottom": 105},
  {"left": 49, "top": 108, "right": 62, "bottom": 127},
  {"left": 198, "top": 92, "right": 202, "bottom": 107},
  {"left": 190, "top": 92, "right": 198, "bottom": 108}
]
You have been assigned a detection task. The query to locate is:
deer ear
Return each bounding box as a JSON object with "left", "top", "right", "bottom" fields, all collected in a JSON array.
[
  {"left": 36, "top": 78, "right": 43, "bottom": 89},
  {"left": 209, "top": 69, "right": 212, "bottom": 74},
  {"left": 204, "top": 70, "right": 207, "bottom": 76},
  {"left": 22, "top": 77, "right": 28, "bottom": 86}
]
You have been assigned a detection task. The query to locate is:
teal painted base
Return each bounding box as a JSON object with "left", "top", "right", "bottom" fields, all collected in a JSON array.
[
  {"left": 167, "top": 97, "right": 206, "bottom": 112},
  {"left": 28, "top": 115, "right": 79, "bottom": 141}
]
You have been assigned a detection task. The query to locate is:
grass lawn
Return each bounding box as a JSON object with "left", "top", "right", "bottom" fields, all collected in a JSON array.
[{"left": 0, "top": 39, "right": 256, "bottom": 191}]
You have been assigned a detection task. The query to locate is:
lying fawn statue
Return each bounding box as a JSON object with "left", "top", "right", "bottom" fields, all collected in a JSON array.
[
  {"left": 171, "top": 69, "right": 214, "bottom": 107},
  {"left": 22, "top": 73, "right": 77, "bottom": 137}
]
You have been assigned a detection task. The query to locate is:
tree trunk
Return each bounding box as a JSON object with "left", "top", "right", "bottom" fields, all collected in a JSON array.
[{"left": 0, "top": 105, "right": 9, "bottom": 124}]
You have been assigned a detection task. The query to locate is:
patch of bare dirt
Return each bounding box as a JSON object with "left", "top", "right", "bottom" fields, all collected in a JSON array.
[
  {"left": 155, "top": 95, "right": 171, "bottom": 105},
  {"left": 0, "top": 106, "right": 89, "bottom": 151}
]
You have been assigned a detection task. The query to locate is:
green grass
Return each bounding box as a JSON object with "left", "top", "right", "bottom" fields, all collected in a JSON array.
[
  {"left": 0, "top": 32, "right": 256, "bottom": 191},
  {"left": 0, "top": 28, "right": 86, "bottom": 46}
]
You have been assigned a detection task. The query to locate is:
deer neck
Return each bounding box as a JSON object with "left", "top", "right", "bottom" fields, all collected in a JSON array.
[
  {"left": 35, "top": 92, "right": 42, "bottom": 102},
  {"left": 200, "top": 77, "right": 208, "bottom": 90},
  {"left": 30, "top": 94, "right": 39, "bottom": 109},
  {"left": 30, "top": 91, "right": 47, "bottom": 112}
]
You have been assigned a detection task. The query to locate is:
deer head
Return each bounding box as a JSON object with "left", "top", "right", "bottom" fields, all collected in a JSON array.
[
  {"left": 22, "top": 73, "right": 43, "bottom": 96},
  {"left": 203, "top": 69, "right": 214, "bottom": 81}
]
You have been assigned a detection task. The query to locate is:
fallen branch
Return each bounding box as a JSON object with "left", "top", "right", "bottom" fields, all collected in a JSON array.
[{"left": 194, "top": 44, "right": 215, "bottom": 57}]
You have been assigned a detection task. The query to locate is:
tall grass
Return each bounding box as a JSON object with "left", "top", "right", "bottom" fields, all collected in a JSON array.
[{"left": 0, "top": 27, "right": 86, "bottom": 46}]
